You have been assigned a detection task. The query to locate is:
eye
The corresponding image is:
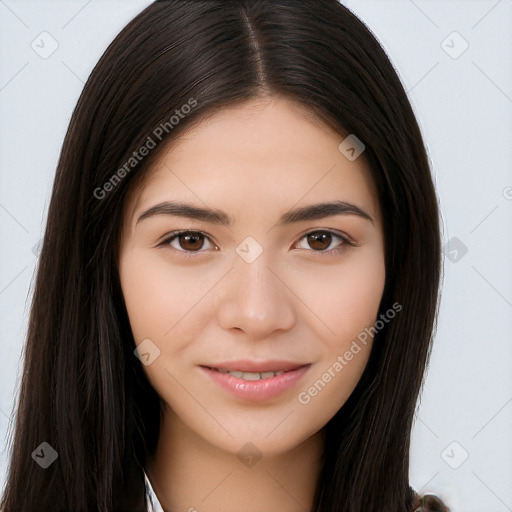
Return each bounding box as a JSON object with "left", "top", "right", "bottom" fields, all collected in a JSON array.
[
  {"left": 160, "top": 230, "right": 217, "bottom": 256},
  {"left": 293, "top": 230, "right": 355, "bottom": 256},
  {"left": 159, "top": 229, "right": 355, "bottom": 258}
]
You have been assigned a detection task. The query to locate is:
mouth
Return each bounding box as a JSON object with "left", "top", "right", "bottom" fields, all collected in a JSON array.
[
  {"left": 204, "top": 367, "right": 289, "bottom": 381},
  {"left": 199, "top": 361, "right": 312, "bottom": 401},
  {"left": 201, "top": 360, "right": 309, "bottom": 380}
]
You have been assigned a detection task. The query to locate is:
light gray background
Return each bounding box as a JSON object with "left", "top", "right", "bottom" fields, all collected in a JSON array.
[{"left": 0, "top": 1, "right": 511, "bottom": 510}]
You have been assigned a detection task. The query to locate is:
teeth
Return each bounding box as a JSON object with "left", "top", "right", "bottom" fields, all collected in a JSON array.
[
  {"left": 238, "top": 371, "right": 260, "bottom": 380},
  {"left": 213, "top": 368, "right": 285, "bottom": 380}
]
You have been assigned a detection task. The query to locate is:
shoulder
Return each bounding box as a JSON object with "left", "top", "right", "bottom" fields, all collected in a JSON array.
[{"left": 412, "top": 493, "right": 450, "bottom": 512}]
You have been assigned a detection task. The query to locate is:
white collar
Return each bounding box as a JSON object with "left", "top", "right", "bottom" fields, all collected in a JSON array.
[{"left": 144, "top": 470, "right": 165, "bottom": 512}]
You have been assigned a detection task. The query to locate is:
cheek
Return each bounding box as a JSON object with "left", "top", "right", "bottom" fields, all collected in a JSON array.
[
  {"left": 291, "top": 247, "right": 386, "bottom": 345},
  {"left": 118, "top": 251, "right": 200, "bottom": 397},
  {"left": 118, "top": 250, "right": 187, "bottom": 343},
  {"left": 293, "top": 249, "right": 385, "bottom": 423}
]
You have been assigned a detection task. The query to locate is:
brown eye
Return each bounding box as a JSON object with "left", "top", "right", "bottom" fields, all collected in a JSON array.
[
  {"left": 162, "top": 231, "right": 215, "bottom": 253},
  {"left": 177, "top": 232, "right": 205, "bottom": 251},
  {"left": 307, "top": 232, "right": 333, "bottom": 251},
  {"left": 294, "top": 230, "right": 353, "bottom": 256}
]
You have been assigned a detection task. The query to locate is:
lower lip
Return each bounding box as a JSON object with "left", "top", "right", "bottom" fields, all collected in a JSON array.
[{"left": 200, "top": 365, "right": 311, "bottom": 402}]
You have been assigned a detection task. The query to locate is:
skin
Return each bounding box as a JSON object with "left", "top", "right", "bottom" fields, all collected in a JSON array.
[{"left": 118, "top": 95, "right": 385, "bottom": 512}]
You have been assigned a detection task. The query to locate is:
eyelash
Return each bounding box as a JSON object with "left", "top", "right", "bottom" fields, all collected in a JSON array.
[{"left": 158, "top": 229, "right": 356, "bottom": 259}]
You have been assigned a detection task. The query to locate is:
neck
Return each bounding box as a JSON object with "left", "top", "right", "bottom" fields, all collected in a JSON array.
[{"left": 146, "top": 407, "right": 324, "bottom": 512}]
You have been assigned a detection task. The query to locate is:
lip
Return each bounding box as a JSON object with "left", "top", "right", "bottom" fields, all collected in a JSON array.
[{"left": 199, "top": 361, "right": 311, "bottom": 402}]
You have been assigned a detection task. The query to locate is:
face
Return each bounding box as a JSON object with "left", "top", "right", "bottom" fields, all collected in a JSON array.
[{"left": 118, "top": 96, "right": 385, "bottom": 457}]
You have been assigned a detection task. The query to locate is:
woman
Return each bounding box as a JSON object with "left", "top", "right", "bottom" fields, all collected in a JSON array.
[{"left": 1, "top": 1, "right": 449, "bottom": 510}]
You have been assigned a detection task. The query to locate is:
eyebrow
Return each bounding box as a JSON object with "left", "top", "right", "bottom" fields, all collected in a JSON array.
[{"left": 135, "top": 199, "right": 374, "bottom": 227}]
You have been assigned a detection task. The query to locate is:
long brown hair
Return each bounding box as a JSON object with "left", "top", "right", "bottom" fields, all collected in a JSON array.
[{"left": 1, "top": 1, "right": 447, "bottom": 510}]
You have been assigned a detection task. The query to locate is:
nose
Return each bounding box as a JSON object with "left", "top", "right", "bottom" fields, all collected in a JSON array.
[{"left": 216, "top": 252, "right": 296, "bottom": 340}]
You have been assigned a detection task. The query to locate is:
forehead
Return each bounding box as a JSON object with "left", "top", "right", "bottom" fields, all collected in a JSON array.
[{"left": 122, "top": 96, "right": 380, "bottom": 232}]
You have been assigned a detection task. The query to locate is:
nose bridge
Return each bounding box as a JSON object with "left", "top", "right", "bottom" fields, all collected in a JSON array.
[{"left": 217, "top": 243, "right": 295, "bottom": 338}]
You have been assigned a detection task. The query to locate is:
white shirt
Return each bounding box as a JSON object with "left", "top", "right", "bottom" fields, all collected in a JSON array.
[{"left": 144, "top": 470, "right": 165, "bottom": 512}]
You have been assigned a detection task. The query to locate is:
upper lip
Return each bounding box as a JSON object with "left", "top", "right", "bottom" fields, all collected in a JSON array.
[{"left": 201, "top": 360, "right": 310, "bottom": 373}]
